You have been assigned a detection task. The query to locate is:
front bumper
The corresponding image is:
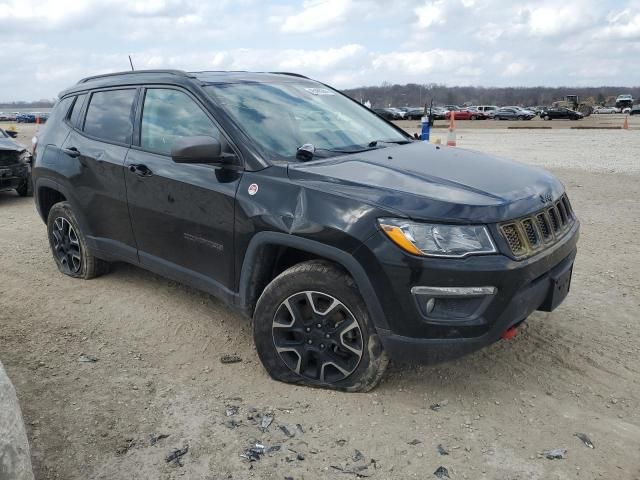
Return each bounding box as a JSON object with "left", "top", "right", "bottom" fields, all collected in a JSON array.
[
  {"left": 356, "top": 220, "right": 579, "bottom": 364},
  {"left": 0, "top": 163, "right": 29, "bottom": 191}
]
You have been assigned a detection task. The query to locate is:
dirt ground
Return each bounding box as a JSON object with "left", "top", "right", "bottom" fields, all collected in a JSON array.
[{"left": 1, "top": 123, "right": 639, "bottom": 480}]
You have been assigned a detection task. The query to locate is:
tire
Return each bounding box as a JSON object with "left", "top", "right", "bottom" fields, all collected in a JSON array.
[
  {"left": 470, "top": 115, "right": 477, "bottom": 120},
  {"left": 47, "top": 202, "right": 110, "bottom": 279},
  {"left": 253, "top": 260, "right": 389, "bottom": 392},
  {"left": 544, "top": 115, "right": 551, "bottom": 121},
  {"left": 517, "top": 115, "right": 524, "bottom": 120},
  {"left": 15, "top": 176, "right": 32, "bottom": 197}
]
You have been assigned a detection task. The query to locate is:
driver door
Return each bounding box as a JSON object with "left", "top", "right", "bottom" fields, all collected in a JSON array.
[{"left": 124, "top": 87, "right": 242, "bottom": 292}]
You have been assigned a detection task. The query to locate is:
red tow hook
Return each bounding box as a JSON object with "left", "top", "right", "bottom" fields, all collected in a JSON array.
[{"left": 501, "top": 326, "right": 518, "bottom": 340}]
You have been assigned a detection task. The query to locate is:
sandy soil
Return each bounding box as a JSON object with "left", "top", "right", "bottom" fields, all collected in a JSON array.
[{"left": 1, "top": 124, "right": 639, "bottom": 479}]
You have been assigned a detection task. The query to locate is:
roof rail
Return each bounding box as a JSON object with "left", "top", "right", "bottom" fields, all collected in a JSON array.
[
  {"left": 77, "top": 69, "right": 190, "bottom": 84},
  {"left": 268, "top": 72, "right": 310, "bottom": 79}
]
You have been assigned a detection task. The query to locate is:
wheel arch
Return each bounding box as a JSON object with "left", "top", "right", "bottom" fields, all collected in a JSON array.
[
  {"left": 35, "top": 178, "right": 66, "bottom": 223},
  {"left": 238, "top": 232, "right": 389, "bottom": 330}
]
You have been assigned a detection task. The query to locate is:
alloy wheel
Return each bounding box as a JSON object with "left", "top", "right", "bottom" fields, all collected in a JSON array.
[
  {"left": 272, "top": 291, "right": 364, "bottom": 383},
  {"left": 51, "top": 217, "right": 82, "bottom": 274}
]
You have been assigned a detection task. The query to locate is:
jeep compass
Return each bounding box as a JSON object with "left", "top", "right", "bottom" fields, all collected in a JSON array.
[{"left": 32, "top": 70, "right": 579, "bottom": 391}]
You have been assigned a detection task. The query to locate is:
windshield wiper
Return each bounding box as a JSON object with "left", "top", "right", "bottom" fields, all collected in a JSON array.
[
  {"left": 367, "top": 139, "right": 413, "bottom": 147},
  {"left": 296, "top": 143, "right": 376, "bottom": 161}
]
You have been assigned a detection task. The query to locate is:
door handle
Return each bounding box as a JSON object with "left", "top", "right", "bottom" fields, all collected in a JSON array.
[
  {"left": 128, "top": 164, "right": 153, "bottom": 177},
  {"left": 62, "top": 147, "right": 81, "bottom": 158}
]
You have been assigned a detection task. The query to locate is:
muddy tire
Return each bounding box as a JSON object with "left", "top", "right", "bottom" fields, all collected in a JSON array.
[
  {"left": 253, "top": 261, "right": 389, "bottom": 392},
  {"left": 47, "top": 202, "right": 110, "bottom": 279}
]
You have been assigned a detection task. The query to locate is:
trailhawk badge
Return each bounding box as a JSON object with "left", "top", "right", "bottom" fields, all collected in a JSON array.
[{"left": 248, "top": 183, "right": 259, "bottom": 196}]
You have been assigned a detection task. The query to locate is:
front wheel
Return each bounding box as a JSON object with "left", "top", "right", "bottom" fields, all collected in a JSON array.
[
  {"left": 253, "top": 261, "right": 389, "bottom": 392},
  {"left": 544, "top": 115, "right": 551, "bottom": 120}
]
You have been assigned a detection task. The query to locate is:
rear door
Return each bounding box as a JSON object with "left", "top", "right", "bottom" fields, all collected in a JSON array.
[
  {"left": 62, "top": 88, "right": 138, "bottom": 261},
  {"left": 124, "top": 86, "right": 242, "bottom": 292}
]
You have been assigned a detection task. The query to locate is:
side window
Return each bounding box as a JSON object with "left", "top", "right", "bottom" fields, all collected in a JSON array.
[
  {"left": 140, "top": 88, "right": 220, "bottom": 156},
  {"left": 68, "top": 93, "right": 87, "bottom": 127},
  {"left": 45, "top": 96, "right": 74, "bottom": 128},
  {"left": 83, "top": 89, "right": 136, "bottom": 144}
]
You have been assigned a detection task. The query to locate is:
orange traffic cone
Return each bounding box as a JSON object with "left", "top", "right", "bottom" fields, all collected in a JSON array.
[
  {"left": 623, "top": 115, "right": 629, "bottom": 130},
  {"left": 447, "top": 110, "right": 457, "bottom": 147}
]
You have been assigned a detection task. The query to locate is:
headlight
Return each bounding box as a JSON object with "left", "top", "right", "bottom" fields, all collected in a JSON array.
[{"left": 378, "top": 218, "right": 497, "bottom": 258}]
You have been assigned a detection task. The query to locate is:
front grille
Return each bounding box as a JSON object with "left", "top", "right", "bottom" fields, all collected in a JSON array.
[{"left": 499, "top": 194, "right": 576, "bottom": 259}]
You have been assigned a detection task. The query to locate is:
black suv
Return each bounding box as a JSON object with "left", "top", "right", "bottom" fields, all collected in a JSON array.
[{"left": 33, "top": 70, "right": 579, "bottom": 391}]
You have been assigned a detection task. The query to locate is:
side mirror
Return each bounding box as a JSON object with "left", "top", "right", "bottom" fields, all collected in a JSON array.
[{"left": 171, "top": 136, "right": 233, "bottom": 165}]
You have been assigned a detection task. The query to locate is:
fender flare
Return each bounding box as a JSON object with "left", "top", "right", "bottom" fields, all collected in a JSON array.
[
  {"left": 34, "top": 177, "right": 92, "bottom": 239},
  {"left": 238, "top": 231, "right": 390, "bottom": 330}
]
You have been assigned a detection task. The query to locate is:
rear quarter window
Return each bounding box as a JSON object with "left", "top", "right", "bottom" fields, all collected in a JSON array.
[
  {"left": 68, "top": 93, "right": 87, "bottom": 127},
  {"left": 83, "top": 89, "right": 136, "bottom": 144}
]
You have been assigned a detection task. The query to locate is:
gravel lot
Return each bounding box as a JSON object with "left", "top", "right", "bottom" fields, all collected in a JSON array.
[{"left": 1, "top": 123, "right": 639, "bottom": 479}]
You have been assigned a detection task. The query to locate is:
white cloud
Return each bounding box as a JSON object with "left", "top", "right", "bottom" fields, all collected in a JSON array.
[
  {"left": 597, "top": 8, "right": 640, "bottom": 39},
  {"left": 1, "top": 0, "right": 639, "bottom": 101},
  {"left": 502, "top": 62, "right": 532, "bottom": 77},
  {"left": 372, "top": 49, "right": 477, "bottom": 75},
  {"left": 414, "top": 1, "right": 446, "bottom": 29},
  {"left": 280, "top": 0, "right": 353, "bottom": 33},
  {"left": 524, "top": 2, "right": 598, "bottom": 36}
]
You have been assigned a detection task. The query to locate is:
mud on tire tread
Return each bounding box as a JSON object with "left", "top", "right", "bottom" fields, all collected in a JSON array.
[
  {"left": 253, "top": 260, "right": 389, "bottom": 392},
  {"left": 47, "top": 202, "right": 110, "bottom": 279}
]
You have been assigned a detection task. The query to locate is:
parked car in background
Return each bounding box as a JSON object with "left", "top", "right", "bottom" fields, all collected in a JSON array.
[
  {"left": 430, "top": 107, "right": 447, "bottom": 120},
  {"left": 493, "top": 107, "right": 535, "bottom": 120},
  {"left": 593, "top": 106, "right": 618, "bottom": 114},
  {"left": 0, "top": 128, "right": 32, "bottom": 196},
  {"left": 466, "top": 107, "right": 488, "bottom": 120},
  {"left": 630, "top": 105, "right": 640, "bottom": 115},
  {"left": 445, "top": 109, "right": 474, "bottom": 120},
  {"left": 539, "top": 107, "right": 583, "bottom": 120},
  {"left": 404, "top": 107, "right": 425, "bottom": 120},
  {"left": 472, "top": 105, "right": 498, "bottom": 117},
  {"left": 622, "top": 107, "right": 631, "bottom": 114},
  {"left": 373, "top": 108, "right": 402, "bottom": 120},
  {"left": 15, "top": 112, "right": 48, "bottom": 124},
  {"left": 504, "top": 106, "right": 536, "bottom": 117}
]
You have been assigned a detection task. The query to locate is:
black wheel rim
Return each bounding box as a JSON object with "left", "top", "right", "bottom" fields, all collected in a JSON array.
[
  {"left": 272, "top": 291, "right": 364, "bottom": 383},
  {"left": 51, "top": 217, "right": 82, "bottom": 274}
]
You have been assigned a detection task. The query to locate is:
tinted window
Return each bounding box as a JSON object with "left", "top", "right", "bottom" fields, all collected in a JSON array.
[
  {"left": 84, "top": 89, "right": 136, "bottom": 144},
  {"left": 69, "top": 93, "right": 87, "bottom": 127},
  {"left": 45, "top": 96, "right": 74, "bottom": 128},
  {"left": 141, "top": 89, "right": 219, "bottom": 155}
]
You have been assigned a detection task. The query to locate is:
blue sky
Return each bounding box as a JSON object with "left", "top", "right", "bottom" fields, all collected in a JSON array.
[{"left": 1, "top": 0, "right": 638, "bottom": 101}]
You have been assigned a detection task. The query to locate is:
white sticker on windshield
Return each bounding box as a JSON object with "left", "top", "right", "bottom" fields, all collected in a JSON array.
[{"left": 304, "top": 87, "right": 335, "bottom": 96}]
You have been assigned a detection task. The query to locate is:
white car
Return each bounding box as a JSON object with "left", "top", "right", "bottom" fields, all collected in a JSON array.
[
  {"left": 472, "top": 105, "right": 499, "bottom": 117},
  {"left": 593, "top": 106, "right": 619, "bottom": 114}
]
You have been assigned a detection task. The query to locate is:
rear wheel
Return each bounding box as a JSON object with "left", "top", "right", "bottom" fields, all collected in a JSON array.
[
  {"left": 470, "top": 115, "right": 477, "bottom": 120},
  {"left": 47, "top": 202, "right": 110, "bottom": 279},
  {"left": 544, "top": 115, "right": 551, "bottom": 120},
  {"left": 253, "top": 261, "right": 388, "bottom": 392}
]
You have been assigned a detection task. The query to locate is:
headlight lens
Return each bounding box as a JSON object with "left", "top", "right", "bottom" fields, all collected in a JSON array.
[{"left": 378, "top": 219, "right": 497, "bottom": 258}]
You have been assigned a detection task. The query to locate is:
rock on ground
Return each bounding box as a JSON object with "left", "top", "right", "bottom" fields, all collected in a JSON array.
[{"left": 0, "top": 361, "right": 34, "bottom": 480}]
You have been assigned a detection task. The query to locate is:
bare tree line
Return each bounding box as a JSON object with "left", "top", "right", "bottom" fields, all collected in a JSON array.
[{"left": 342, "top": 83, "right": 640, "bottom": 108}]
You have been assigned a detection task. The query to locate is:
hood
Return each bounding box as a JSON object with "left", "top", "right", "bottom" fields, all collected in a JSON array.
[
  {"left": 288, "top": 141, "right": 564, "bottom": 223},
  {"left": 0, "top": 136, "right": 25, "bottom": 152}
]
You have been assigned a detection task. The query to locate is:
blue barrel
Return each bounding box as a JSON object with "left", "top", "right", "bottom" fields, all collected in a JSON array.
[{"left": 421, "top": 116, "right": 430, "bottom": 141}]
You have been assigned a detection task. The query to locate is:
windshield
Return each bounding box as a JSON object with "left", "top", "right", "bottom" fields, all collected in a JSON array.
[{"left": 204, "top": 81, "right": 409, "bottom": 161}]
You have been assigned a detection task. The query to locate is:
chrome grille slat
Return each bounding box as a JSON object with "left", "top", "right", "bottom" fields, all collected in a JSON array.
[{"left": 499, "top": 194, "right": 576, "bottom": 259}]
